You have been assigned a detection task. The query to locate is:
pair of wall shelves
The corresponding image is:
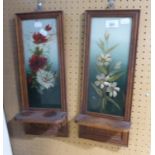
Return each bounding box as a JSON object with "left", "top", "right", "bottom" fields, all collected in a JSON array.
[{"left": 14, "top": 10, "right": 140, "bottom": 146}]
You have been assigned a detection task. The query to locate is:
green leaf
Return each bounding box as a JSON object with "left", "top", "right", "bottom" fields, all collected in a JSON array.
[
  {"left": 45, "top": 63, "right": 52, "bottom": 71},
  {"left": 97, "top": 40, "right": 105, "bottom": 52},
  {"left": 108, "top": 72, "right": 124, "bottom": 82},
  {"left": 91, "top": 83, "right": 102, "bottom": 97},
  {"left": 34, "top": 47, "right": 43, "bottom": 55},
  {"left": 96, "top": 65, "right": 108, "bottom": 75},
  {"left": 97, "top": 99, "right": 101, "bottom": 106},
  {"left": 29, "top": 49, "right": 34, "bottom": 53},
  {"left": 106, "top": 96, "right": 121, "bottom": 110},
  {"left": 105, "top": 44, "right": 119, "bottom": 53}
]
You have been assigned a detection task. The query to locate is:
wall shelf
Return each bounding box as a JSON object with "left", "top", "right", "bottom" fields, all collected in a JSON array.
[
  {"left": 75, "top": 10, "right": 140, "bottom": 146},
  {"left": 15, "top": 110, "right": 68, "bottom": 136},
  {"left": 14, "top": 11, "right": 68, "bottom": 137},
  {"left": 15, "top": 110, "right": 67, "bottom": 125},
  {"left": 75, "top": 114, "right": 130, "bottom": 132}
]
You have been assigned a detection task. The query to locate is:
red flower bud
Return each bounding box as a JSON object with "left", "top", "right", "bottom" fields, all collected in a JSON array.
[
  {"left": 45, "top": 24, "right": 52, "bottom": 31},
  {"left": 32, "top": 32, "right": 48, "bottom": 44}
]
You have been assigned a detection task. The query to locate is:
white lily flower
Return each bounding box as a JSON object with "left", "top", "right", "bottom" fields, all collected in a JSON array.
[
  {"left": 104, "top": 81, "right": 110, "bottom": 86},
  {"left": 97, "top": 54, "right": 112, "bottom": 66},
  {"left": 106, "top": 82, "right": 120, "bottom": 97},
  {"left": 36, "top": 69, "right": 55, "bottom": 89},
  {"left": 95, "top": 73, "right": 110, "bottom": 89}
]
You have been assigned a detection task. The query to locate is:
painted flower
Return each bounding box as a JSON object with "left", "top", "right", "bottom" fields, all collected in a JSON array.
[
  {"left": 106, "top": 82, "right": 120, "bottom": 97},
  {"left": 36, "top": 69, "right": 55, "bottom": 89},
  {"left": 97, "top": 54, "right": 112, "bottom": 66},
  {"left": 45, "top": 24, "right": 52, "bottom": 31},
  {"left": 33, "top": 32, "right": 48, "bottom": 44},
  {"left": 104, "top": 32, "right": 110, "bottom": 41},
  {"left": 95, "top": 73, "right": 110, "bottom": 89},
  {"left": 34, "top": 20, "right": 43, "bottom": 28},
  {"left": 114, "top": 61, "right": 122, "bottom": 70},
  {"left": 29, "top": 55, "right": 47, "bottom": 72}
]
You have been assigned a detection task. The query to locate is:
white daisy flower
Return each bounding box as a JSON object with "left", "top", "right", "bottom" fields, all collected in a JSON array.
[
  {"left": 36, "top": 69, "right": 55, "bottom": 89},
  {"left": 106, "top": 82, "right": 120, "bottom": 97},
  {"left": 95, "top": 73, "right": 110, "bottom": 89},
  {"left": 97, "top": 54, "right": 112, "bottom": 66}
]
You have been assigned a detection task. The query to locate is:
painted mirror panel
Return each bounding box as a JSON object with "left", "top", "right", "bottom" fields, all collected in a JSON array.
[
  {"left": 21, "top": 18, "right": 61, "bottom": 108},
  {"left": 78, "top": 10, "right": 140, "bottom": 145},
  {"left": 87, "top": 17, "right": 132, "bottom": 116}
]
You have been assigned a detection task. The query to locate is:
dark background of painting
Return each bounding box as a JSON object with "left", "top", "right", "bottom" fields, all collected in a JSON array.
[{"left": 28, "top": 74, "right": 61, "bottom": 108}]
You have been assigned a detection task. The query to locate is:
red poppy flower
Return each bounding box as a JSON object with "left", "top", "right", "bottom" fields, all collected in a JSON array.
[
  {"left": 33, "top": 32, "right": 48, "bottom": 44},
  {"left": 29, "top": 55, "right": 47, "bottom": 72},
  {"left": 45, "top": 24, "right": 52, "bottom": 31}
]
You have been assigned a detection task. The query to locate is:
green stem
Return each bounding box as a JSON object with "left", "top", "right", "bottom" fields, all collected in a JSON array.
[
  {"left": 100, "top": 89, "right": 107, "bottom": 112},
  {"left": 106, "top": 39, "right": 108, "bottom": 50}
]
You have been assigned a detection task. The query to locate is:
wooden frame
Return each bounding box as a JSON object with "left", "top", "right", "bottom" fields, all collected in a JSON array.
[
  {"left": 15, "top": 11, "right": 68, "bottom": 136},
  {"left": 75, "top": 10, "right": 140, "bottom": 146}
]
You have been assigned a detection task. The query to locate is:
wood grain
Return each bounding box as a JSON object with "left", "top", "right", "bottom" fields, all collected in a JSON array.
[
  {"left": 15, "top": 110, "right": 67, "bottom": 125},
  {"left": 79, "top": 125, "right": 129, "bottom": 146},
  {"left": 75, "top": 114, "right": 130, "bottom": 132}
]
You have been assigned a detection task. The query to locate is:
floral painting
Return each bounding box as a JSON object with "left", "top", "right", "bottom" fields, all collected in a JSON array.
[
  {"left": 22, "top": 18, "right": 61, "bottom": 108},
  {"left": 87, "top": 17, "right": 132, "bottom": 116}
]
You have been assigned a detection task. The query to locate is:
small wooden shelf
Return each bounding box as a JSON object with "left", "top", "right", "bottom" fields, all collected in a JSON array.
[
  {"left": 75, "top": 114, "right": 130, "bottom": 146},
  {"left": 15, "top": 110, "right": 68, "bottom": 136},
  {"left": 15, "top": 110, "right": 67, "bottom": 125},
  {"left": 75, "top": 114, "right": 130, "bottom": 132}
]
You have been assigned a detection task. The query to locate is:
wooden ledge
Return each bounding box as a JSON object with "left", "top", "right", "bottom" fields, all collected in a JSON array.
[
  {"left": 75, "top": 114, "right": 130, "bottom": 132},
  {"left": 15, "top": 110, "right": 68, "bottom": 136},
  {"left": 15, "top": 110, "right": 67, "bottom": 126}
]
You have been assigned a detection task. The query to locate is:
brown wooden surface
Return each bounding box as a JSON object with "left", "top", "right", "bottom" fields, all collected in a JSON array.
[
  {"left": 24, "top": 122, "right": 68, "bottom": 137},
  {"left": 15, "top": 110, "right": 68, "bottom": 136},
  {"left": 15, "top": 110, "right": 67, "bottom": 125},
  {"left": 15, "top": 11, "right": 68, "bottom": 136},
  {"left": 75, "top": 114, "right": 130, "bottom": 132},
  {"left": 77, "top": 10, "right": 140, "bottom": 146},
  {"left": 79, "top": 125, "right": 129, "bottom": 146}
]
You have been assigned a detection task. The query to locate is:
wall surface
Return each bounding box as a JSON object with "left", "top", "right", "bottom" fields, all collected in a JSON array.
[{"left": 4, "top": 0, "right": 150, "bottom": 155}]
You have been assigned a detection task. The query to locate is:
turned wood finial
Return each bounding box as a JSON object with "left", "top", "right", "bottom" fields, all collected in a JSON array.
[
  {"left": 107, "top": 0, "right": 116, "bottom": 9},
  {"left": 36, "top": 0, "right": 43, "bottom": 11}
]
